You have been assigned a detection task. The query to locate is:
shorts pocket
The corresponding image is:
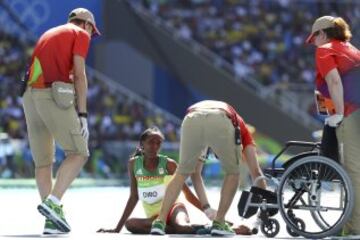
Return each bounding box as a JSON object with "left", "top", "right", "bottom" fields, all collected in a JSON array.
[
  {"left": 51, "top": 82, "right": 75, "bottom": 109},
  {"left": 70, "top": 130, "right": 89, "bottom": 156}
]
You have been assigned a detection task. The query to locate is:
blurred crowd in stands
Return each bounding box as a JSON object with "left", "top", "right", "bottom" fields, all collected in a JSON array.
[
  {"left": 140, "top": 0, "right": 360, "bottom": 117},
  {"left": 2, "top": 0, "right": 359, "bottom": 178},
  {"left": 0, "top": 31, "right": 29, "bottom": 139},
  {"left": 0, "top": 30, "right": 180, "bottom": 142},
  {"left": 0, "top": 29, "right": 180, "bottom": 178},
  {"left": 147, "top": 0, "right": 359, "bottom": 86}
]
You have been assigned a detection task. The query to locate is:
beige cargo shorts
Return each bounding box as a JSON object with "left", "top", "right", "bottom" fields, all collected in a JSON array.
[
  {"left": 177, "top": 109, "right": 241, "bottom": 175},
  {"left": 23, "top": 87, "right": 89, "bottom": 168},
  {"left": 336, "top": 109, "right": 360, "bottom": 234}
]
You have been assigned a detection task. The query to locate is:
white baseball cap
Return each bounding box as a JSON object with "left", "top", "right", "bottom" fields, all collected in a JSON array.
[
  {"left": 68, "top": 8, "right": 101, "bottom": 37},
  {"left": 306, "top": 16, "right": 335, "bottom": 43}
]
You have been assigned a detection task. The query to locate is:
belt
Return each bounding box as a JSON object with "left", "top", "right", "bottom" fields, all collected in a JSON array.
[
  {"left": 188, "top": 107, "right": 231, "bottom": 119},
  {"left": 28, "top": 83, "right": 52, "bottom": 89},
  {"left": 188, "top": 108, "right": 225, "bottom": 114},
  {"left": 188, "top": 107, "right": 241, "bottom": 145}
]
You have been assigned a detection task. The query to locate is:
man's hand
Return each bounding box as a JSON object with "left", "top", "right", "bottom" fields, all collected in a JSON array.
[
  {"left": 79, "top": 116, "right": 89, "bottom": 141},
  {"left": 325, "top": 114, "right": 343, "bottom": 127},
  {"left": 204, "top": 207, "right": 217, "bottom": 220}
]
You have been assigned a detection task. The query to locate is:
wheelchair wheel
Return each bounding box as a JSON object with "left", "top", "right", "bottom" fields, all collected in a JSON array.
[
  {"left": 260, "top": 218, "right": 279, "bottom": 238},
  {"left": 286, "top": 217, "right": 305, "bottom": 237},
  {"left": 277, "top": 156, "right": 354, "bottom": 239},
  {"left": 310, "top": 209, "right": 331, "bottom": 230}
]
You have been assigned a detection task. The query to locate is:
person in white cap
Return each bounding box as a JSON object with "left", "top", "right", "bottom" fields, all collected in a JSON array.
[
  {"left": 306, "top": 15, "right": 360, "bottom": 236},
  {"left": 22, "top": 7, "right": 100, "bottom": 235},
  {"left": 150, "top": 100, "right": 267, "bottom": 236}
]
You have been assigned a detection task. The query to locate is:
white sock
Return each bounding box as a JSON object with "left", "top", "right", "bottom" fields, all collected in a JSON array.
[{"left": 47, "top": 195, "right": 61, "bottom": 205}]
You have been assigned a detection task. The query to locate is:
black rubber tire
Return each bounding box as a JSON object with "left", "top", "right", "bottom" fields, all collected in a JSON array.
[
  {"left": 277, "top": 156, "right": 354, "bottom": 239},
  {"left": 260, "top": 218, "right": 280, "bottom": 238},
  {"left": 286, "top": 218, "right": 305, "bottom": 237}
]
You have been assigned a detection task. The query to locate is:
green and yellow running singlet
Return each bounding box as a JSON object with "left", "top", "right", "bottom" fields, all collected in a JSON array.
[{"left": 133, "top": 154, "right": 172, "bottom": 218}]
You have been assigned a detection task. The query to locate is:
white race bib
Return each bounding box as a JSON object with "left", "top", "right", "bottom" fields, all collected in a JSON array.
[{"left": 138, "top": 184, "right": 165, "bottom": 205}]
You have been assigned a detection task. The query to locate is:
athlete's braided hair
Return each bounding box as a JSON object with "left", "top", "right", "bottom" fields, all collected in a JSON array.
[{"left": 131, "top": 126, "right": 165, "bottom": 157}]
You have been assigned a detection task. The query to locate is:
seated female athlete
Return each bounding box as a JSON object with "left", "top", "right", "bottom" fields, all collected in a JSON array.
[{"left": 97, "top": 127, "right": 216, "bottom": 234}]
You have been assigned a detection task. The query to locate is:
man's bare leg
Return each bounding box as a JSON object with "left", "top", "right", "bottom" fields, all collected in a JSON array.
[
  {"left": 51, "top": 154, "right": 87, "bottom": 200},
  {"left": 157, "top": 174, "right": 188, "bottom": 222},
  {"left": 35, "top": 165, "right": 53, "bottom": 201},
  {"left": 215, "top": 174, "right": 239, "bottom": 222}
]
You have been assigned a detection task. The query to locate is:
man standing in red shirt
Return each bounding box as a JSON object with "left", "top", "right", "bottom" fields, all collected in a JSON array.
[
  {"left": 22, "top": 8, "right": 100, "bottom": 234},
  {"left": 150, "top": 100, "right": 266, "bottom": 236},
  {"left": 307, "top": 16, "right": 360, "bottom": 235}
]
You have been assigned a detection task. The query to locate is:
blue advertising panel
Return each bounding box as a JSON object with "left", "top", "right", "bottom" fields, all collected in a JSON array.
[{"left": 1, "top": 0, "right": 102, "bottom": 38}]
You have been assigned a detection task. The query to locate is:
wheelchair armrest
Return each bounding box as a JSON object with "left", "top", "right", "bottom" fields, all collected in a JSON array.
[
  {"left": 264, "top": 168, "right": 284, "bottom": 177},
  {"left": 285, "top": 141, "right": 320, "bottom": 148}
]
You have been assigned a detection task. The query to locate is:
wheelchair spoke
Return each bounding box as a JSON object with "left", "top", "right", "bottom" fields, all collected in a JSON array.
[{"left": 278, "top": 156, "right": 354, "bottom": 239}]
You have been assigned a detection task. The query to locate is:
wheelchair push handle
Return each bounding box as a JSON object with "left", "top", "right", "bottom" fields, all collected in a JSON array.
[{"left": 271, "top": 141, "right": 321, "bottom": 174}]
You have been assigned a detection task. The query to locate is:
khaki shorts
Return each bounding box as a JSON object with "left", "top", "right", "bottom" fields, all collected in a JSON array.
[
  {"left": 177, "top": 109, "right": 241, "bottom": 174},
  {"left": 23, "top": 87, "right": 89, "bottom": 168},
  {"left": 336, "top": 109, "right": 360, "bottom": 234}
]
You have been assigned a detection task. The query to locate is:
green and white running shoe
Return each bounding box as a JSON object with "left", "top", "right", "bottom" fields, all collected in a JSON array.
[
  {"left": 150, "top": 219, "right": 165, "bottom": 235},
  {"left": 211, "top": 220, "right": 235, "bottom": 236},
  {"left": 37, "top": 199, "right": 71, "bottom": 233},
  {"left": 194, "top": 224, "right": 211, "bottom": 235},
  {"left": 43, "top": 219, "right": 67, "bottom": 235}
]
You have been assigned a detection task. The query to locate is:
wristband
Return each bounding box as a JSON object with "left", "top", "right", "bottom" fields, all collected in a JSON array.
[{"left": 78, "top": 112, "right": 88, "bottom": 118}]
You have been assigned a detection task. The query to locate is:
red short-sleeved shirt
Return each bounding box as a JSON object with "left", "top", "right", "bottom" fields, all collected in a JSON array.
[
  {"left": 315, "top": 40, "right": 360, "bottom": 116},
  {"left": 28, "top": 23, "right": 90, "bottom": 88},
  {"left": 187, "top": 100, "right": 255, "bottom": 149}
]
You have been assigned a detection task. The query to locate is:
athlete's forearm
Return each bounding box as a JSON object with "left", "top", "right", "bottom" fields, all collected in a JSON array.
[
  {"left": 182, "top": 184, "right": 202, "bottom": 210},
  {"left": 114, "top": 196, "right": 138, "bottom": 232}
]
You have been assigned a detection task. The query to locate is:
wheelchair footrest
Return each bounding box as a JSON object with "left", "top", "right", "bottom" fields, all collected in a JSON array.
[{"left": 238, "top": 187, "right": 278, "bottom": 218}]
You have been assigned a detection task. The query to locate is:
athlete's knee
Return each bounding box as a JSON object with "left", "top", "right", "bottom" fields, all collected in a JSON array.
[
  {"left": 125, "top": 219, "right": 138, "bottom": 233},
  {"left": 124, "top": 219, "right": 132, "bottom": 231},
  {"left": 125, "top": 219, "right": 149, "bottom": 234}
]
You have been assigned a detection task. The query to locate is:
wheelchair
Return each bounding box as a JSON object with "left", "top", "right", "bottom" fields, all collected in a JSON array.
[{"left": 238, "top": 141, "right": 354, "bottom": 239}]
